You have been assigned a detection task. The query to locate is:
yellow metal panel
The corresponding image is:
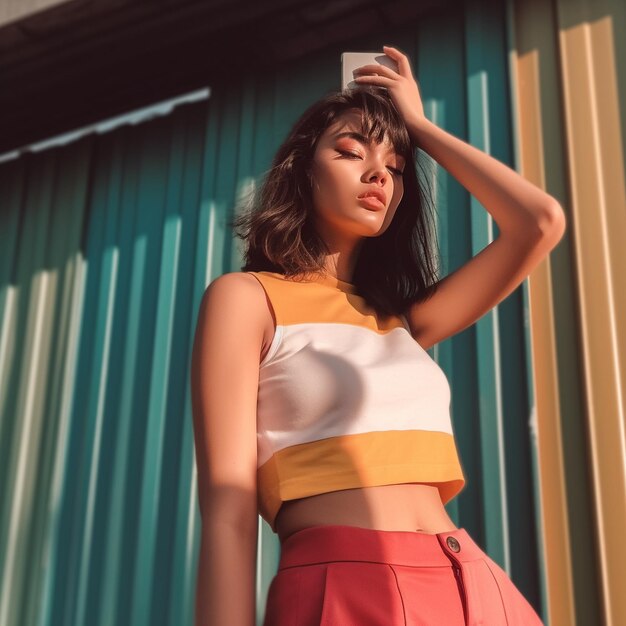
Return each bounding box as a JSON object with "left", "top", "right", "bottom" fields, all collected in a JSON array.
[
  {"left": 512, "top": 0, "right": 626, "bottom": 624},
  {"left": 508, "top": 0, "right": 577, "bottom": 624},
  {"left": 556, "top": 1, "right": 626, "bottom": 625}
]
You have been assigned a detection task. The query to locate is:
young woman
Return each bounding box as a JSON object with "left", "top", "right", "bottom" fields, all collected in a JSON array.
[{"left": 191, "top": 45, "right": 564, "bottom": 626}]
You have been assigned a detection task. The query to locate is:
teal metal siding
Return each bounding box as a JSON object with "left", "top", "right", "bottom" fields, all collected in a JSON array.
[{"left": 0, "top": 6, "right": 547, "bottom": 626}]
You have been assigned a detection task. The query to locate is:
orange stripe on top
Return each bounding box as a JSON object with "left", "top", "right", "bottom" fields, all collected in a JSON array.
[{"left": 257, "top": 430, "right": 465, "bottom": 532}]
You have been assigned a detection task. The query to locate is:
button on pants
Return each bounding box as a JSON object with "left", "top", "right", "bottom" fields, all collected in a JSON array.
[{"left": 262, "top": 524, "right": 544, "bottom": 625}]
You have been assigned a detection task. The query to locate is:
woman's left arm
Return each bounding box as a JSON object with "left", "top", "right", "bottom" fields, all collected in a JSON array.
[{"left": 406, "top": 117, "right": 565, "bottom": 238}]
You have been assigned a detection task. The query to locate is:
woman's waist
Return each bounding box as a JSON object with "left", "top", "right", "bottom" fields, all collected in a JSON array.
[{"left": 275, "top": 483, "right": 458, "bottom": 544}]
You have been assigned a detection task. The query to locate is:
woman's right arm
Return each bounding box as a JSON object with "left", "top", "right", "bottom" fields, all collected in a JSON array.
[{"left": 190, "top": 272, "right": 265, "bottom": 626}]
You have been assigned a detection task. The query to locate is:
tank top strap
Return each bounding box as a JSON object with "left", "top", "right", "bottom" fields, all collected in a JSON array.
[{"left": 246, "top": 271, "right": 284, "bottom": 326}]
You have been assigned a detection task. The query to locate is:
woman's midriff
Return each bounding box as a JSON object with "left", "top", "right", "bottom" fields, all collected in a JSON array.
[{"left": 274, "top": 482, "right": 459, "bottom": 544}]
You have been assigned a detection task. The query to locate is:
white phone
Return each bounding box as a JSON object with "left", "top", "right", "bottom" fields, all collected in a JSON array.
[{"left": 341, "top": 52, "right": 399, "bottom": 90}]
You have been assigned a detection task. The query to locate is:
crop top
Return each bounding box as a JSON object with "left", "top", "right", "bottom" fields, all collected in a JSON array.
[{"left": 247, "top": 270, "right": 466, "bottom": 532}]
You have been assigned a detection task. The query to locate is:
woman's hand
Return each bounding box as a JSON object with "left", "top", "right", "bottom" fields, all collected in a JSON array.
[{"left": 353, "top": 45, "right": 428, "bottom": 137}]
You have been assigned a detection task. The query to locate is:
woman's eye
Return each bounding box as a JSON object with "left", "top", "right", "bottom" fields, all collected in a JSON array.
[
  {"left": 338, "top": 150, "right": 403, "bottom": 176},
  {"left": 337, "top": 150, "right": 361, "bottom": 159}
]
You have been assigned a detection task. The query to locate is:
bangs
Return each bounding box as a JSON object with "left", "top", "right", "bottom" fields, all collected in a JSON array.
[{"left": 334, "top": 87, "right": 413, "bottom": 160}]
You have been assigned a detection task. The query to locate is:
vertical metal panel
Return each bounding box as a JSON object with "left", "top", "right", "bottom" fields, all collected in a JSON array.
[
  {"left": 0, "top": 102, "right": 211, "bottom": 626},
  {"left": 0, "top": 138, "right": 92, "bottom": 626},
  {"left": 509, "top": 1, "right": 583, "bottom": 625},
  {"left": 511, "top": 0, "right": 626, "bottom": 624},
  {"left": 553, "top": 0, "right": 626, "bottom": 624},
  {"left": 506, "top": 1, "right": 569, "bottom": 623}
]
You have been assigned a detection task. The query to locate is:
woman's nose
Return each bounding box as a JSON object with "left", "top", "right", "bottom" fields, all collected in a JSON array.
[{"left": 368, "top": 169, "right": 388, "bottom": 184}]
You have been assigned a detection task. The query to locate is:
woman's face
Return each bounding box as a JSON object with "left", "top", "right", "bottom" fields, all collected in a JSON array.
[{"left": 308, "top": 109, "right": 406, "bottom": 243}]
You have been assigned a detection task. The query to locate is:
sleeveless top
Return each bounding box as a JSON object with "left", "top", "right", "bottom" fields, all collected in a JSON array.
[{"left": 247, "top": 270, "right": 466, "bottom": 532}]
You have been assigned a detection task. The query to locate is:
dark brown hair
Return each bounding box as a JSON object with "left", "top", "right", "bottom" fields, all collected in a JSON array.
[{"left": 229, "top": 85, "right": 441, "bottom": 316}]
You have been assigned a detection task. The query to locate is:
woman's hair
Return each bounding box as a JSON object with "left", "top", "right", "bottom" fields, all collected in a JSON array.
[{"left": 229, "top": 85, "right": 441, "bottom": 317}]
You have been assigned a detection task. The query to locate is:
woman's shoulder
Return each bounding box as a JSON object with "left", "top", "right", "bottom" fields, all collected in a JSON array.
[
  {"left": 203, "top": 271, "right": 273, "bottom": 310},
  {"left": 207, "top": 270, "right": 261, "bottom": 289}
]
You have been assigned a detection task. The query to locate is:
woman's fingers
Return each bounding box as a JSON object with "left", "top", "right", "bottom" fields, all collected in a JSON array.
[
  {"left": 353, "top": 46, "right": 414, "bottom": 82},
  {"left": 353, "top": 46, "right": 426, "bottom": 128},
  {"left": 382, "top": 45, "right": 413, "bottom": 79},
  {"left": 353, "top": 74, "right": 392, "bottom": 87},
  {"left": 354, "top": 64, "right": 398, "bottom": 79}
]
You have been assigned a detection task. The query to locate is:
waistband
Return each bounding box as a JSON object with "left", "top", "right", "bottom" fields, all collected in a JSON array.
[{"left": 278, "top": 524, "right": 485, "bottom": 569}]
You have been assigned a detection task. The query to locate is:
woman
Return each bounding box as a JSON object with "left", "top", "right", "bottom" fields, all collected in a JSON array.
[{"left": 191, "top": 45, "right": 564, "bottom": 626}]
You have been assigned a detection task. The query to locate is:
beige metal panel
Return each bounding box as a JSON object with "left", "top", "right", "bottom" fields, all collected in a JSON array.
[
  {"left": 508, "top": 0, "right": 576, "bottom": 624},
  {"left": 556, "top": 0, "right": 626, "bottom": 623}
]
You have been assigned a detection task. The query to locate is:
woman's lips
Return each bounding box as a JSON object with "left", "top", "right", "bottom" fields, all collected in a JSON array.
[{"left": 357, "top": 195, "right": 385, "bottom": 210}]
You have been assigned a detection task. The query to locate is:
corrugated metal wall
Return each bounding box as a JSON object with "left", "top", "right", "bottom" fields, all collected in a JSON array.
[
  {"left": 0, "top": 108, "right": 211, "bottom": 626},
  {"left": 1, "top": 0, "right": 623, "bottom": 624},
  {"left": 509, "top": 0, "right": 626, "bottom": 625}
]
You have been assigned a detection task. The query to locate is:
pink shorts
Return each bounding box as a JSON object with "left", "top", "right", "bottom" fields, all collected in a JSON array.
[{"left": 262, "top": 524, "right": 544, "bottom": 625}]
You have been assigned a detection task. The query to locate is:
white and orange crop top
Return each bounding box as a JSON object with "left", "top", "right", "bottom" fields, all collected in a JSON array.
[{"left": 247, "top": 270, "right": 466, "bottom": 532}]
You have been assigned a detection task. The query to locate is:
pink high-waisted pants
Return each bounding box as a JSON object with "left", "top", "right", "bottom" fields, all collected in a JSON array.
[{"left": 262, "top": 524, "right": 544, "bottom": 625}]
